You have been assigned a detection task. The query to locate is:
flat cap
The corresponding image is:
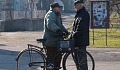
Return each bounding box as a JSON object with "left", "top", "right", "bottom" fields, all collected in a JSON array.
[
  {"left": 50, "top": 2, "right": 62, "bottom": 9},
  {"left": 74, "top": 0, "right": 84, "bottom": 5}
]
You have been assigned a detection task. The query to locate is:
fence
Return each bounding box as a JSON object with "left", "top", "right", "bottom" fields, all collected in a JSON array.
[
  {"left": 1, "top": 10, "right": 46, "bottom": 21},
  {"left": 0, "top": 10, "right": 46, "bottom": 31}
]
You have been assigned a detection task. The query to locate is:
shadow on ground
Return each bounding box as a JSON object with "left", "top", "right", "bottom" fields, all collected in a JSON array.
[{"left": 0, "top": 49, "right": 19, "bottom": 70}]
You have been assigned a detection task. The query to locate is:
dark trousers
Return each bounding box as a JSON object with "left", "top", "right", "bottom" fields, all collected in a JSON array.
[
  {"left": 74, "top": 46, "right": 88, "bottom": 70},
  {"left": 46, "top": 46, "right": 62, "bottom": 70}
]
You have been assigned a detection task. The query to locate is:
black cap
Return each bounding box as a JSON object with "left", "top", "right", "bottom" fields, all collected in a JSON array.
[
  {"left": 74, "top": 0, "right": 84, "bottom": 5},
  {"left": 50, "top": 2, "right": 62, "bottom": 9}
]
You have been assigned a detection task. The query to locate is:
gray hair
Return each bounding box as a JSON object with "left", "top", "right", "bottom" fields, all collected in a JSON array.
[
  {"left": 78, "top": 3, "right": 84, "bottom": 6},
  {"left": 81, "top": 3, "right": 84, "bottom": 6}
]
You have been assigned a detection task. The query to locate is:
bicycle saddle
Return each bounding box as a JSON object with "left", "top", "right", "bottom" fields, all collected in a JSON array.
[{"left": 36, "top": 38, "right": 46, "bottom": 42}]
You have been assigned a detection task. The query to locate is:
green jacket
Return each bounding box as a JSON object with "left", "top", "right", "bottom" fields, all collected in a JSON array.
[{"left": 43, "top": 10, "right": 68, "bottom": 47}]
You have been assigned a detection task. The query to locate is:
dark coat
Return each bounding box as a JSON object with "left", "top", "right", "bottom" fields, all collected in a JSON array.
[{"left": 71, "top": 7, "right": 90, "bottom": 46}]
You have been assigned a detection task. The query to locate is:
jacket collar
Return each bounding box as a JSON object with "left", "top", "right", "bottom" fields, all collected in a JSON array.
[
  {"left": 51, "top": 10, "right": 60, "bottom": 16},
  {"left": 76, "top": 7, "right": 85, "bottom": 14}
]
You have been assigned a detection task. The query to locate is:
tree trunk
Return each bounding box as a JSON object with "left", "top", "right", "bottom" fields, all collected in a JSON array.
[
  {"left": 61, "top": 0, "right": 74, "bottom": 12},
  {"left": 36, "top": 0, "right": 54, "bottom": 11}
]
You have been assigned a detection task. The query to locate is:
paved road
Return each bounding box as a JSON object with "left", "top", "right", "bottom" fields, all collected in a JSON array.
[{"left": 0, "top": 13, "right": 120, "bottom": 70}]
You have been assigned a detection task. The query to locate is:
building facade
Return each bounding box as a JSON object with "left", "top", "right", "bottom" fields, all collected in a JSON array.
[{"left": 36, "top": 0, "right": 75, "bottom": 12}]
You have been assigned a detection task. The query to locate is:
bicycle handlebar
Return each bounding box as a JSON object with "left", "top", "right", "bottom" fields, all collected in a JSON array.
[{"left": 63, "top": 32, "right": 71, "bottom": 39}]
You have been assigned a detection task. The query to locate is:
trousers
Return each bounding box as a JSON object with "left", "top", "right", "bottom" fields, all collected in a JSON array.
[
  {"left": 74, "top": 46, "right": 88, "bottom": 70},
  {"left": 46, "top": 46, "right": 62, "bottom": 70}
]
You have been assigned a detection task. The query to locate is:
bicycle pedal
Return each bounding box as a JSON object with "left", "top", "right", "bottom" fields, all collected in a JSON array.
[
  {"left": 46, "top": 67, "right": 54, "bottom": 70},
  {"left": 55, "top": 67, "right": 62, "bottom": 69},
  {"left": 41, "top": 66, "right": 45, "bottom": 68}
]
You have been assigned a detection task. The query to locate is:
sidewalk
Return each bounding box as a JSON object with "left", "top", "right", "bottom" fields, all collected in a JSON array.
[
  {"left": 0, "top": 31, "right": 42, "bottom": 70},
  {"left": 0, "top": 31, "right": 120, "bottom": 70},
  {"left": 0, "top": 13, "right": 120, "bottom": 70},
  {"left": 0, "top": 13, "right": 75, "bottom": 70}
]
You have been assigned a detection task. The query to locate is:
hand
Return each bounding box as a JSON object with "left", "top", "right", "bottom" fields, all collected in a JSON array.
[
  {"left": 63, "top": 32, "right": 70, "bottom": 37},
  {"left": 62, "top": 32, "right": 71, "bottom": 39},
  {"left": 70, "top": 34, "right": 73, "bottom": 39},
  {"left": 67, "top": 32, "right": 70, "bottom": 36},
  {"left": 56, "top": 29, "right": 63, "bottom": 37}
]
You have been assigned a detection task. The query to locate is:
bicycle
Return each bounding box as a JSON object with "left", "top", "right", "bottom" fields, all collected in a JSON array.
[{"left": 16, "top": 35, "right": 95, "bottom": 70}]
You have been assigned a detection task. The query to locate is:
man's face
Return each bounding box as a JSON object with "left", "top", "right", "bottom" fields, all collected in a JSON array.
[
  {"left": 74, "top": 4, "right": 82, "bottom": 11},
  {"left": 53, "top": 7, "right": 61, "bottom": 12}
]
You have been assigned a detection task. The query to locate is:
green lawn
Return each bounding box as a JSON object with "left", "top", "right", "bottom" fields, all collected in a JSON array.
[
  {"left": 90, "top": 13, "right": 120, "bottom": 47},
  {"left": 68, "top": 23, "right": 120, "bottom": 48},
  {"left": 89, "top": 28, "right": 120, "bottom": 48}
]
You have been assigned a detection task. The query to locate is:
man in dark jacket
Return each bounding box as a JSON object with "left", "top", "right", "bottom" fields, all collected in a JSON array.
[{"left": 71, "top": 0, "right": 90, "bottom": 70}]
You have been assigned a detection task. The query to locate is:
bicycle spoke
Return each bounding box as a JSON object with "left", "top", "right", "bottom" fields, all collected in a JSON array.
[
  {"left": 17, "top": 49, "right": 45, "bottom": 70},
  {"left": 63, "top": 50, "right": 95, "bottom": 70},
  {"left": 63, "top": 54, "right": 78, "bottom": 70}
]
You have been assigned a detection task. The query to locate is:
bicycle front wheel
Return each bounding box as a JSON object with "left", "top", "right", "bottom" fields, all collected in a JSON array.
[
  {"left": 16, "top": 49, "right": 45, "bottom": 70},
  {"left": 63, "top": 53, "right": 78, "bottom": 70},
  {"left": 63, "top": 50, "right": 95, "bottom": 70}
]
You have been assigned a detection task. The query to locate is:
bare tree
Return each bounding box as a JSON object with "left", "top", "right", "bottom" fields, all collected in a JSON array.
[
  {"left": 109, "top": 0, "right": 120, "bottom": 31},
  {"left": 110, "top": 0, "right": 120, "bottom": 15},
  {"left": 36, "top": 0, "right": 54, "bottom": 11},
  {"left": 3, "top": 0, "right": 13, "bottom": 20},
  {"left": 61, "top": 0, "right": 74, "bottom": 12}
]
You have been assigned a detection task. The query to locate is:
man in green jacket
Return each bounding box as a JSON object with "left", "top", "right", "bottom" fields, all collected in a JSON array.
[{"left": 43, "top": 2, "right": 68, "bottom": 70}]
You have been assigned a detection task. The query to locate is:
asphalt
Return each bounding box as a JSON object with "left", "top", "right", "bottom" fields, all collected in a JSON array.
[{"left": 0, "top": 13, "right": 120, "bottom": 70}]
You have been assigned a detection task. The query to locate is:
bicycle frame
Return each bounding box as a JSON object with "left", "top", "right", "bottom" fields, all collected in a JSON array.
[
  {"left": 16, "top": 38, "right": 95, "bottom": 70},
  {"left": 27, "top": 44, "right": 67, "bottom": 70}
]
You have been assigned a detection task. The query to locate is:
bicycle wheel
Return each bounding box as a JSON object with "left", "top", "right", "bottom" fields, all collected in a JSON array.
[
  {"left": 63, "top": 53, "right": 78, "bottom": 70},
  {"left": 16, "top": 49, "right": 45, "bottom": 70},
  {"left": 63, "top": 50, "right": 95, "bottom": 70}
]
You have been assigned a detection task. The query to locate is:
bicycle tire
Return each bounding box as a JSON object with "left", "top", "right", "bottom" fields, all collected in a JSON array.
[
  {"left": 16, "top": 48, "right": 45, "bottom": 70},
  {"left": 63, "top": 50, "right": 95, "bottom": 70}
]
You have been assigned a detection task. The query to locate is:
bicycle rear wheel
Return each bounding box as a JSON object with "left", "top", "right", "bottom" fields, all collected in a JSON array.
[
  {"left": 16, "top": 49, "right": 45, "bottom": 70},
  {"left": 63, "top": 50, "right": 95, "bottom": 70}
]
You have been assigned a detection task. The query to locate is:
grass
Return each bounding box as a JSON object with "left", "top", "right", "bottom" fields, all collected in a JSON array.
[
  {"left": 90, "top": 13, "right": 120, "bottom": 47},
  {"left": 68, "top": 22, "right": 120, "bottom": 48},
  {"left": 89, "top": 28, "right": 120, "bottom": 48},
  {"left": 67, "top": 13, "right": 120, "bottom": 48}
]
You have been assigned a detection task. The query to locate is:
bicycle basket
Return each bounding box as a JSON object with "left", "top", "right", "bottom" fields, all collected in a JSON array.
[{"left": 57, "top": 39, "right": 74, "bottom": 52}]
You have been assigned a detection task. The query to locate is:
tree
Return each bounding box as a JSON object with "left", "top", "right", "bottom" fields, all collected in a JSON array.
[
  {"left": 3, "top": 0, "right": 13, "bottom": 20},
  {"left": 61, "top": 0, "right": 74, "bottom": 12},
  {"left": 36, "top": 0, "right": 54, "bottom": 11},
  {"left": 109, "top": 0, "right": 120, "bottom": 29},
  {"left": 109, "top": 0, "right": 120, "bottom": 15}
]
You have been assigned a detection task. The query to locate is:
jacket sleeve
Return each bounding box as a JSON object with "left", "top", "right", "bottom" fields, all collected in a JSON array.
[
  {"left": 46, "top": 13, "right": 60, "bottom": 32},
  {"left": 73, "top": 13, "right": 90, "bottom": 38}
]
